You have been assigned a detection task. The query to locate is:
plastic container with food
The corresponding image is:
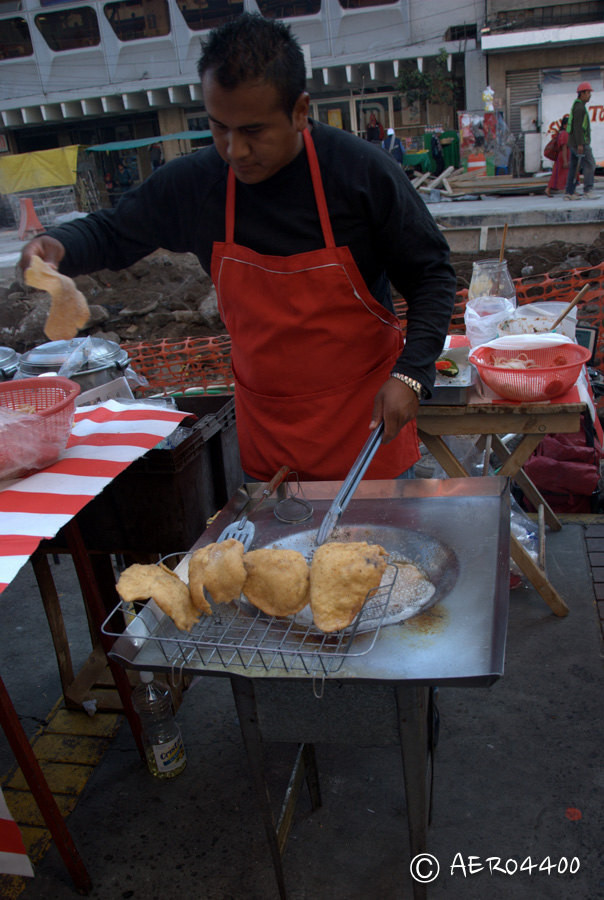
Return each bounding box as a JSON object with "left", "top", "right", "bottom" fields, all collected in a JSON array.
[{"left": 496, "top": 301, "right": 577, "bottom": 340}]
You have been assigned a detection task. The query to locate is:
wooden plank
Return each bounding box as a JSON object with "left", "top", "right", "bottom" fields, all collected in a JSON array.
[
  {"left": 411, "top": 170, "right": 432, "bottom": 188},
  {"left": 424, "top": 165, "right": 455, "bottom": 191}
]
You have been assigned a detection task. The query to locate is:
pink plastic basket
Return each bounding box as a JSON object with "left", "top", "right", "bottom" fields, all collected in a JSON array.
[
  {"left": 469, "top": 341, "right": 591, "bottom": 402},
  {"left": 0, "top": 376, "right": 81, "bottom": 478}
]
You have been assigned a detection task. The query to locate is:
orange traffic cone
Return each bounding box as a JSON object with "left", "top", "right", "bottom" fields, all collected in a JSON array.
[{"left": 18, "top": 197, "right": 45, "bottom": 240}]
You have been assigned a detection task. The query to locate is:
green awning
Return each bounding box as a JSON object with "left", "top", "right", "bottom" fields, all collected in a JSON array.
[{"left": 85, "top": 131, "right": 212, "bottom": 152}]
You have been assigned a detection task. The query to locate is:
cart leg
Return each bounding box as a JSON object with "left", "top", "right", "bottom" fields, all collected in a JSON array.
[
  {"left": 0, "top": 675, "right": 92, "bottom": 894},
  {"left": 395, "top": 684, "right": 430, "bottom": 900},
  {"left": 302, "top": 742, "right": 321, "bottom": 811},
  {"left": 275, "top": 742, "right": 321, "bottom": 856},
  {"left": 230, "top": 675, "right": 287, "bottom": 900}
]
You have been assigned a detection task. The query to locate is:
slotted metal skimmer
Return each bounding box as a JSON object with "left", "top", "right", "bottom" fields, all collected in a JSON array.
[{"left": 216, "top": 466, "right": 289, "bottom": 550}]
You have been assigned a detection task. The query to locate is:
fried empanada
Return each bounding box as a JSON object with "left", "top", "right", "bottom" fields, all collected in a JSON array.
[
  {"left": 310, "top": 541, "right": 389, "bottom": 633},
  {"left": 188, "top": 539, "right": 245, "bottom": 609},
  {"left": 25, "top": 255, "right": 90, "bottom": 340},
  {"left": 243, "top": 548, "right": 310, "bottom": 617},
  {"left": 116, "top": 562, "right": 200, "bottom": 632}
]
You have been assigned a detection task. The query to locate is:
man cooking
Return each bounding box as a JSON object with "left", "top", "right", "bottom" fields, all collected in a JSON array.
[{"left": 19, "top": 14, "right": 456, "bottom": 483}]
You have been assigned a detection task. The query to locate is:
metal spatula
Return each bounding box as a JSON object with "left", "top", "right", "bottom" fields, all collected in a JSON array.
[
  {"left": 217, "top": 465, "right": 290, "bottom": 550},
  {"left": 316, "top": 422, "right": 384, "bottom": 545}
]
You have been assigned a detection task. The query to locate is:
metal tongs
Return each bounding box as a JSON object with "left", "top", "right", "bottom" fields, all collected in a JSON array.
[{"left": 315, "top": 422, "right": 384, "bottom": 545}]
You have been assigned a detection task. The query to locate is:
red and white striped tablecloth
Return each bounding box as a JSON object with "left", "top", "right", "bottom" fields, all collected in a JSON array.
[
  {"left": 0, "top": 400, "right": 187, "bottom": 597},
  {"left": 0, "top": 786, "right": 33, "bottom": 877}
]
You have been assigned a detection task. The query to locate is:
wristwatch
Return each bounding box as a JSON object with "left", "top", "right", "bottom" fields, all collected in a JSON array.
[{"left": 390, "top": 372, "right": 425, "bottom": 399}]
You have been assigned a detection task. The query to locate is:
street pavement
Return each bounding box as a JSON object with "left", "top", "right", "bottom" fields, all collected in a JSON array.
[{"left": 0, "top": 521, "right": 602, "bottom": 900}]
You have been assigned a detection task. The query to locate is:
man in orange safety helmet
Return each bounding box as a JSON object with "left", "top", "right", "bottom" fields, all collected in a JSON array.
[{"left": 564, "top": 81, "right": 595, "bottom": 200}]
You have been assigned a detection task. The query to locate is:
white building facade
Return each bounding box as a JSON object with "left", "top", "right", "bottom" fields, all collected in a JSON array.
[{"left": 0, "top": 0, "right": 485, "bottom": 160}]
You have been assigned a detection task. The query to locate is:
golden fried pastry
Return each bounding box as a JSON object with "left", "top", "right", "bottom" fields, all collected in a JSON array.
[
  {"left": 116, "top": 562, "right": 200, "bottom": 632},
  {"left": 25, "top": 255, "right": 90, "bottom": 340},
  {"left": 188, "top": 539, "right": 245, "bottom": 609},
  {"left": 242, "top": 548, "right": 310, "bottom": 617},
  {"left": 310, "top": 541, "right": 389, "bottom": 633}
]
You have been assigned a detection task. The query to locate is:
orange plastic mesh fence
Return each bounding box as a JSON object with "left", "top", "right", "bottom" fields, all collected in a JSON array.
[
  {"left": 394, "top": 261, "right": 604, "bottom": 369},
  {"left": 126, "top": 264, "right": 604, "bottom": 395},
  {"left": 123, "top": 335, "right": 234, "bottom": 396}
]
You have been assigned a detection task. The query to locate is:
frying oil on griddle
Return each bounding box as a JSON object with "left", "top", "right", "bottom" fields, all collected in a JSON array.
[
  {"left": 404, "top": 604, "right": 448, "bottom": 636},
  {"left": 379, "top": 559, "right": 437, "bottom": 624}
]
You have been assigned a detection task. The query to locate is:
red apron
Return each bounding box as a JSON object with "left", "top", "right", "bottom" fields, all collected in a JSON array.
[{"left": 210, "top": 128, "right": 419, "bottom": 481}]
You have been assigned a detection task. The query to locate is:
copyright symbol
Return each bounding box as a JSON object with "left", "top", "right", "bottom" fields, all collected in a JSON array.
[{"left": 410, "top": 853, "right": 440, "bottom": 883}]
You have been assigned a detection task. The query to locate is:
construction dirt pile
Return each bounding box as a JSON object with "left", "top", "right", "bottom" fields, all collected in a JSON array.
[{"left": 1, "top": 234, "right": 603, "bottom": 352}]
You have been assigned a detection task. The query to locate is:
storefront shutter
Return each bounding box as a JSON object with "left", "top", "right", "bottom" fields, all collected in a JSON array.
[{"left": 506, "top": 70, "right": 541, "bottom": 135}]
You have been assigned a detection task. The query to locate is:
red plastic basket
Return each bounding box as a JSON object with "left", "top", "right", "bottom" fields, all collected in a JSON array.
[
  {"left": 0, "top": 376, "right": 81, "bottom": 478},
  {"left": 469, "top": 340, "right": 591, "bottom": 402}
]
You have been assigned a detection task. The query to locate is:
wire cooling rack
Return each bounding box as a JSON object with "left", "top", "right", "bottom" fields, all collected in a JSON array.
[{"left": 102, "top": 563, "right": 399, "bottom": 677}]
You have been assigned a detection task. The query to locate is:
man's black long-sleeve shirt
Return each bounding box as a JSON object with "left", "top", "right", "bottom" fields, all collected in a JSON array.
[{"left": 47, "top": 120, "right": 456, "bottom": 396}]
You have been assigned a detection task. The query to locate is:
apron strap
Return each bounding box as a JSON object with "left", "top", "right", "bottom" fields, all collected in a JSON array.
[
  {"left": 224, "top": 128, "right": 336, "bottom": 249},
  {"left": 302, "top": 128, "right": 336, "bottom": 249},
  {"left": 226, "top": 167, "right": 236, "bottom": 243}
]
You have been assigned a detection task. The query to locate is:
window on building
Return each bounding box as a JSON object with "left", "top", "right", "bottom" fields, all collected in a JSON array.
[
  {"left": 257, "top": 0, "right": 321, "bottom": 18},
  {"left": 446, "top": 24, "right": 477, "bottom": 41},
  {"left": 186, "top": 115, "right": 214, "bottom": 146},
  {"left": 488, "top": 2, "right": 604, "bottom": 32},
  {"left": 0, "top": 17, "right": 33, "bottom": 59},
  {"left": 338, "top": 0, "right": 396, "bottom": 9},
  {"left": 177, "top": 0, "right": 242, "bottom": 31},
  {"left": 104, "top": 0, "right": 170, "bottom": 41},
  {"left": 35, "top": 8, "right": 100, "bottom": 51},
  {"left": 315, "top": 100, "right": 351, "bottom": 131}
]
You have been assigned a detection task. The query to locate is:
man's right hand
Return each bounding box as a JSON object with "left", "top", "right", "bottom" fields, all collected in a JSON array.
[{"left": 19, "top": 235, "right": 65, "bottom": 274}]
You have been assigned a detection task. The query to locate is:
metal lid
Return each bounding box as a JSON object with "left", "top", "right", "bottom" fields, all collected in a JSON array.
[
  {"left": 0, "top": 346, "right": 19, "bottom": 374},
  {"left": 20, "top": 338, "right": 127, "bottom": 374}
]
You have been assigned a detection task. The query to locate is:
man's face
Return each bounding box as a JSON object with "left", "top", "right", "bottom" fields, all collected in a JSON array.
[
  {"left": 580, "top": 89, "right": 592, "bottom": 102},
  {"left": 202, "top": 71, "right": 309, "bottom": 184}
]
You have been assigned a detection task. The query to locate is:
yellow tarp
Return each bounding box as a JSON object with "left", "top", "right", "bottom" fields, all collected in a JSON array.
[{"left": 0, "top": 145, "right": 80, "bottom": 194}]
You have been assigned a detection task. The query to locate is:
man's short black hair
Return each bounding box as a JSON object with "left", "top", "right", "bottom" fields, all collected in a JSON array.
[{"left": 197, "top": 13, "right": 306, "bottom": 119}]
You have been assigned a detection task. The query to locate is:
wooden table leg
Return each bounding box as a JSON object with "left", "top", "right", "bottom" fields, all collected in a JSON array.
[
  {"left": 510, "top": 534, "right": 569, "bottom": 616},
  {"left": 61, "top": 520, "right": 145, "bottom": 760},
  {"left": 418, "top": 430, "right": 570, "bottom": 616},
  {"left": 0, "top": 675, "right": 92, "bottom": 894},
  {"left": 230, "top": 674, "right": 287, "bottom": 900},
  {"left": 417, "top": 431, "right": 469, "bottom": 479},
  {"left": 395, "top": 684, "right": 430, "bottom": 900},
  {"left": 31, "top": 552, "right": 75, "bottom": 700},
  {"left": 490, "top": 434, "right": 561, "bottom": 531}
]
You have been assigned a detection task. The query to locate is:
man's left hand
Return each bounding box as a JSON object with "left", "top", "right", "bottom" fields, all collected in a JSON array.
[{"left": 370, "top": 377, "right": 419, "bottom": 444}]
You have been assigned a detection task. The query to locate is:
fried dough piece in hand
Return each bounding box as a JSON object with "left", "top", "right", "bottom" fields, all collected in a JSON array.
[
  {"left": 116, "top": 562, "right": 200, "bottom": 632},
  {"left": 188, "top": 539, "right": 245, "bottom": 609},
  {"left": 243, "top": 549, "right": 310, "bottom": 617},
  {"left": 25, "top": 255, "right": 90, "bottom": 340},
  {"left": 310, "top": 542, "right": 389, "bottom": 633}
]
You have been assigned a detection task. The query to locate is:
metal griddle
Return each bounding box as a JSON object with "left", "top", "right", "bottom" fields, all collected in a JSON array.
[{"left": 107, "top": 476, "right": 510, "bottom": 687}]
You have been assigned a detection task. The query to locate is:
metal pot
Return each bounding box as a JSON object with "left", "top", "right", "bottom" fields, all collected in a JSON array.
[
  {"left": 19, "top": 337, "right": 130, "bottom": 392},
  {"left": 0, "top": 346, "right": 19, "bottom": 381}
]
